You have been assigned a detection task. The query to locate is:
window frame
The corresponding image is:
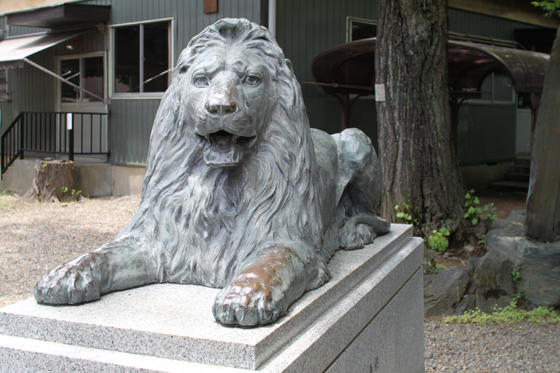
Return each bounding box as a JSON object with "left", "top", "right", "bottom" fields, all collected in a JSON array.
[
  {"left": 57, "top": 52, "right": 107, "bottom": 108},
  {"left": 346, "top": 17, "right": 377, "bottom": 43},
  {"left": 109, "top": 17, "right": 174, "bottom": 99},
  {"left": 468, "top": 72, "right": 516, "bottom": 106}
]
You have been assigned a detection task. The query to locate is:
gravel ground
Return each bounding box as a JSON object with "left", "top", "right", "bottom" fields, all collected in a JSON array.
[
  {"left": 425, "top": 321, "right": 560, "bottom": 372},
  {"left": 0, "top": 194, "right": 140, "bottom": 307},
  {"left": 0, "top": 194, "right": 559, "bottom": 372}
]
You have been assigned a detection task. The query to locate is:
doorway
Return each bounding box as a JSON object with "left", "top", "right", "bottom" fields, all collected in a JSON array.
[{"left": 58, "top": 54, "right": 108, "bottom": 157}]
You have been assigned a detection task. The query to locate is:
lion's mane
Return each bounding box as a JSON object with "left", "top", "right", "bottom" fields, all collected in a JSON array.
[{"left": 117, "top": 19, "right": 330, "bottom": 287}]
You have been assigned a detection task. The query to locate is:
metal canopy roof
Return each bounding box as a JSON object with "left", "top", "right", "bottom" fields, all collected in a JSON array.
[
  {"left": 311, "top": 37, "right": 550, "bottom": 97},
  {"left": 6, "top": 3, "right": 110, "bottom": 29},
  {"left": 0, "top": 31, "right": 85, "bottom": 69}
]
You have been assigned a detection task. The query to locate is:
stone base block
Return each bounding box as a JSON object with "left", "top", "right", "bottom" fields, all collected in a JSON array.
[{"left": 0, "top": 225, "right": 424, "bottom": 372}]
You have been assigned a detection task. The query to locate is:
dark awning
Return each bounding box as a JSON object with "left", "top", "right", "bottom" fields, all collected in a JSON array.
[
  {"left": 311, "top": 38, "right": 550, "bottom": 96},
  {"left": 0, "top": 30, "right": 85, "bottom": 69},
  {"left": 6, "top": 3, "right": 111, "bottom": 29}
]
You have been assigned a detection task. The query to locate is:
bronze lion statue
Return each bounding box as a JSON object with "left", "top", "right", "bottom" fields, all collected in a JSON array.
[{"left": 34, "top": 18, "right": 390, "bottom": 327}]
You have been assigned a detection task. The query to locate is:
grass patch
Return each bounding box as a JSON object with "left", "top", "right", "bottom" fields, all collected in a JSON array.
[{"left": 443, "top": 301, "right": 560, "bottom": 325}]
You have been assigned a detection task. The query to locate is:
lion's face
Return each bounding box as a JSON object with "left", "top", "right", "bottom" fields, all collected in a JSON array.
[{"left": 176, "top": 46, "right": 276, "bottom": 168}]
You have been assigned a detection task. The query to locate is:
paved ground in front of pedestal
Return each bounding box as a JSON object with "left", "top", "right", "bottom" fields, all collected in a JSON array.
[{"left": 0, "top": 192, "right": 558, "bottom": 372}]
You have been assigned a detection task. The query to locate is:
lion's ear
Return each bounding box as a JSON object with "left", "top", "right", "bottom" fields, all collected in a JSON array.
[{"left": 285, "top": 59, "right": 294, "bottom": 75}]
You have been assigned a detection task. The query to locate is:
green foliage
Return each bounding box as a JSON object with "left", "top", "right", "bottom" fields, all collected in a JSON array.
[
  {"left": 394, "top": 203, "right": 413, "bottom": 223},
  {"left": 532, "top": 0, "right": 560, "bottom": 17},
  {"left": 424, "top": 263, "right": 447, "bottom": 275},
  {"left": 463, "top": 190, "right": 497, "bottom": 227},
  {"left": 71, "top": 189, "right": 81, "bottom": 197},
  {"left": 42, "top": 163, "right": 48, "bottom": 168},
  {"left": 512, "top": 263, "right": 522, "bottom": 283},
  {"left": 424, "top": 266, "right": 438, "bottom": 274},
  {"left": 59, "top": 187, "right": 68, "bottom": 193},
  {"left": 464, "top": 189, "right": 483, "bottom": 226},
  {"left": 478, "top": 234, "right": 486, "bottom": 245},
  {"left": 443, "top": 298, "right": 560, "bottom": 325},
  {"left": 428, "top": 227, "right": 450, "bottom": 251},
  {"left": 484, "top": 203, "right": 497, "bottom": 225}
]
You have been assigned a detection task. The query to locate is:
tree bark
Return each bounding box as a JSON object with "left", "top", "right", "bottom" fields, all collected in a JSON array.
[
  {"left": 24, "top": 159, "right": 78, "bottom": 202},
  {"left": 525, "top": 26, "right": 560, "bottom": 241},
  {"left": 375, "top": 0, "right": 466, "bottom": 233}
]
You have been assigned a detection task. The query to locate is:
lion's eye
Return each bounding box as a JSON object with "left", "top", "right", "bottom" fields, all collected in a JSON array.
[
  {"left": 194, "top": 76, "right": 209, "bottom": 87},
  {"left": 244, "top": 75, "right": 260, "bottom": 86}
]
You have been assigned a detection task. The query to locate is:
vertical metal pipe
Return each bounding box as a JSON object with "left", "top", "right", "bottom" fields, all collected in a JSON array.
[
  {"left": 81, "top": 113, "right": 84, "bottom": 154},
  {"left": 268, "top": 0, "right": 276, "bottom": 37},
  {"left": 69, "top": 113, "right": 74, "bottom": 161},
  {"left": 98, "top": 114, "right": 101, "bottom": 153},
  {"left": 91, "top": 114, "right": 93, "bottom": 153}
]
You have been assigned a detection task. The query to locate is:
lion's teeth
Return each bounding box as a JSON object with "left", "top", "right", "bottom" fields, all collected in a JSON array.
[{"left": 205, "top": 135, "right": 210, "bottom": 141}]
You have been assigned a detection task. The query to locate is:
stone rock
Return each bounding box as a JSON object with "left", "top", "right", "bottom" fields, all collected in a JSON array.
[
  {"left": 454, "top": 294, "right": 475, "bottom": 315},
  {"left": 424, "top": 267, "right": 469, "bottom": 317},
  {"left": 423, "top": 247, "right": 436, "bottom": 272},
  {"left": 466, "top": 250, "right": 515, "bottom": 313},
  {"left": 486, "top": 210, "right": 560, "bottom": 307}
]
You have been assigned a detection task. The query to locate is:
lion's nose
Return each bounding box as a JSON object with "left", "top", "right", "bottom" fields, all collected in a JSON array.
[{"left": 206, "top": 92, "right": 237, "bottom": 116}]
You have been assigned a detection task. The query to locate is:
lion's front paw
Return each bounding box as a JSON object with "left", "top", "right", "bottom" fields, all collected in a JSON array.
[
  {"left": 34, "top": 259, "right": 100, "bottom": 305},
  {"left": 213, "top": 275, "right": 288, "bottom": 327}
]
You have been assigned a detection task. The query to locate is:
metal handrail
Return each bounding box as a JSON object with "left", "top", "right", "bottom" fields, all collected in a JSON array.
[
  {"left": 1, "top": 111, "right": 110, "bottom": 175},
  {"left": 1, "top": 113, "right": 24, "bottom": 174}
]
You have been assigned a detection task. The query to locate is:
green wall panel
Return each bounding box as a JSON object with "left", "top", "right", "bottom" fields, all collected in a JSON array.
[{"left": 457, "top": 103, "right": 517, "bottom": 165}]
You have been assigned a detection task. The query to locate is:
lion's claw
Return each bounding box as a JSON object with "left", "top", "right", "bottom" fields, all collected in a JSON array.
[
  {"left": 34, "top": 258, "right": 100, "bottom": 305},
  {"left": 213, "top": 278, "right": 287, "bottom": 327}
]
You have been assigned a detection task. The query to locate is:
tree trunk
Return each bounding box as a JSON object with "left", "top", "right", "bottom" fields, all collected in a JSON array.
[
  {"left": 24, "top": 159, "right": 78, "bottom": 202},
  {"left": 525, "top": 26, "right": 560, "bottom": 241},
  {"left": 375, "top": 0, "right": 466, "bottom": 234}
]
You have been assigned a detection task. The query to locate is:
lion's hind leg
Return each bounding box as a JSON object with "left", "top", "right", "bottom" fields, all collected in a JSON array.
[
  {"left": 339, "top": 214, "right": 390, "bottom": 250},
  {"left": 334, "top": 128, "right": 390, "bottom": 251}
]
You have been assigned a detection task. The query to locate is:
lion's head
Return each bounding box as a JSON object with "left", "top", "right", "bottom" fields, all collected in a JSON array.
[
  {"left": 169, "top": 18, "right": 304, "bottom": 168},
  {"left": 123, "top": 19, "right": 323, "bottom": 286}
]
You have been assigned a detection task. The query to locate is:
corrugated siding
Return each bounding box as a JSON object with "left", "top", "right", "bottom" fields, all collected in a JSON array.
[
  {"left": 8, "top": 25, "right": 50, "bottom": 37},
  {"left": 457, "top": 103, "right": 517, "bottom": 164},
  {"left": 0, "top": 49, "right": 58, "bottom": 134},
  {"left": 449, "top": 8, "right": 542, "bottom": 39},
  {"left": 276, "top": 0, "right": 377, "bottom": 99},
  {"left": 101, "top": 0, "right": 261, "bottom": 60}
]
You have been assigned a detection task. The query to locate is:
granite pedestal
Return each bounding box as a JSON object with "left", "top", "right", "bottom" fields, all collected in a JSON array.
[{"left": 0, "top": 224, "right": 424, "bottom": 372}]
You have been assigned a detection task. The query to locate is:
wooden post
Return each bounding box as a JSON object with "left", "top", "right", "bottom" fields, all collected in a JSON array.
[{"left": 525, "top": 26, "right": 560, "bottom": 241}]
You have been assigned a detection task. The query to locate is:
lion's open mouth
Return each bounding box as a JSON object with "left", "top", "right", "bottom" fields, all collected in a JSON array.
[
  {"left": 200, "top": 130, "right": 256, "bottom": 167},
  {"left": 208, "top": 131, "right": 240, "bottom": 149}
]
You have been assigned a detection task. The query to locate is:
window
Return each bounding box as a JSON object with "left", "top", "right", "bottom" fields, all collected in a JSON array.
[
  {"left": 479, "top": 72, "right": 514, "bottom": 103},
  {"left": 60, "top": 56, "right": 105, "bottom": 104},
  {"left": 0, "top": 68, "right": 8, "bottom": 101},
  {"left": 347, "top": 17, "right": 377, "bottom": 42},
  {"left": 113, "top": 20, "right": 171, "bottom": 96}
]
